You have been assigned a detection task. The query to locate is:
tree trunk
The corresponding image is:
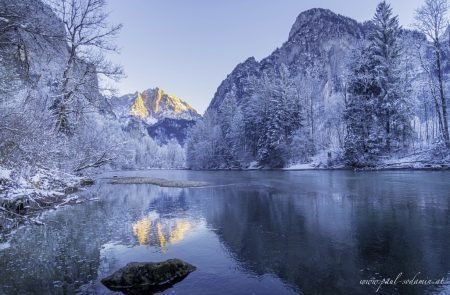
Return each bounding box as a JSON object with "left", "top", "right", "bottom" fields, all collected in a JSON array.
[
  {"left": 424, "top": 101, "right": 429, "bottom": 143},
  {"left": 428, "top": 72, "right": 445, "bottom": 143},
  {"left": 435, "top": 47, "right": 450, "bottom": 147},
  {"left": 55, "top": 38, "right": 76, "bottom": 134}
]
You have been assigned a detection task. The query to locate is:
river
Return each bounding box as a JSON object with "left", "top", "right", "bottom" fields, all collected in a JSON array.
[{"left": 0, "top": 170, "right": 449, "bottom": 294}]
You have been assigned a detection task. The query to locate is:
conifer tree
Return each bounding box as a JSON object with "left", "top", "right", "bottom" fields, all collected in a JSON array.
[
  {"left": 371, "top": 1, "right": 411, "bottom": 152},
  {"left": 344, "top": 47, "right": 383, "bottom": 166},
  {"left": 344, "top": 1, "right": 412, "bottom": 166}
]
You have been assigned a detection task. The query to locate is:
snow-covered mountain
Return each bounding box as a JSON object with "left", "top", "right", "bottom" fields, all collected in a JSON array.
[
  {"left": 207, "top": 8, "right": 366, "bottom": 113},
  {"left": 207, "top": 8, "right": 428, "bottom": 119},
  {"left": 111, "top": 87, "right": 200, "bottom": 124},
  {"left": 198, "top": 8, "right": 371, "bottom": 167},
  {"left": 110, "top": 87, "right": 200, "bottom": 144}
]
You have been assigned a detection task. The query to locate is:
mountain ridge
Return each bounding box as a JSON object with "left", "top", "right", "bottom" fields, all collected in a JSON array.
[
  {"left": 110, "top": 87, "right": 200, "bottom": 144},
  {"left": 189, "top": 6, "right": 435, "bottom": 169},
  {"left": 111, "top": 87, "right": 200, "bottom": 124},
  {"left": 206, "top": 8, "right": 368, "bottom": 114}
]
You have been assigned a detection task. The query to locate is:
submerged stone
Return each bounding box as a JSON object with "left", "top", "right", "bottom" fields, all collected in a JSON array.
[{"left": 101, "top": 259, "right": 196, "bottom": 294}]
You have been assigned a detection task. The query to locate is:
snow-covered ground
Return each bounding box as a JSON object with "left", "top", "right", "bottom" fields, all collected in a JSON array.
[
  {"left": 0, "top": 165, "right": 93, "bottom": 240},
  {"left": 0, "top": 166, "right": 81, "bottom": 200},
  {"left": 284, "top": 163, "right": 317, "bottom": 170},
  {"left": 379, "top": 150, "right": 450, "bottom": 169},
  {"left": 285, "top": 148, "right": 450, "bottom": 170},
  {"left": 285, "top": 150, "right": 345, "bottom": 170}
]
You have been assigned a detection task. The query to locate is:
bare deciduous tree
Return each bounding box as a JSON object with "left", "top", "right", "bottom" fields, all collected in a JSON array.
[
  {"left": 415, "top": 0, "right": 450, "bottom": 147},
  {"left": 46, "top": 0, "right": 123, "bottom": 134}
]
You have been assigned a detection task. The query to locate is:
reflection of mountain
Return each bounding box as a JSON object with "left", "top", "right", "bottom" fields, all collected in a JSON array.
[
  {"left": 199, "top": 178, "right": 450, "bottom": 295},
  {"left": 3, "top": 171, "right": 449, "bottom": 295},
  {"left": 132, "top": 215, "right": 194, "bottom": 247},
  {"left": 0, "top": 181, "right": 194, "bottom": 293},
  {"left": 131, "top": 186, "right": 197, "bottom": 247},
  {"left": 148, "top": 189, "right": 190, "bottom": 216},
  {"left": 170, "top": 220, "right": 193, "bottom": 244},
  {"left": 132, "top": 217, "right": 151, "bottom": 245},
  {"left": 200, "top": 186, "right": 345, "bottom": 294}
]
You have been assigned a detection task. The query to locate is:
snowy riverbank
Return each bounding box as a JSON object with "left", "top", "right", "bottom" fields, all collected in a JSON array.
[
  {"left": 0, "top": 166, "right": 94, "bottom": 240},
  {"left": 285, "top": 149, "right": 450, "bottom": 171}
]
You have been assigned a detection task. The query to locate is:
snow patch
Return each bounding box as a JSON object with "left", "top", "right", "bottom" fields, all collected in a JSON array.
[
  {"left": 284, "top": 163, "right": 316, "bottom": 170},
  {"left": 0, "top": 167, "right": 12, "bottom": 180},
  {"left": 0, "top": 242, "right": 11, "bottom": 251},
  {"left": 247, "top": 161, "right": 259, "bottom": 169}
]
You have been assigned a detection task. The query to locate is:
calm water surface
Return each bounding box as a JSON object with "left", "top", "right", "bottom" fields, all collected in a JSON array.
[{"left": 0, "top": 170, "right": 449, "bottom": 294}]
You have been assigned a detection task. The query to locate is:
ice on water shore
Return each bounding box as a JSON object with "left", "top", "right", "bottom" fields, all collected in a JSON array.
[{"left": 109, "top": 177, "right": 209, "bottom": 188}]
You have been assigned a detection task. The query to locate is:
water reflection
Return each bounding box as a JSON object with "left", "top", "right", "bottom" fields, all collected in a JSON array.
[
  {"left": 132, "top": 216, "right": 150, "bottom": 245},
  {"left": 170, "top": 220, "right": 193, "bottom": 244},
  {"left": 132, "top": 214, "right": 195, "bottom": 247},
  {"left": 0, "top": 170, "right": 448, "bottom": 295},
  {"left": 195, "top": 172, "right": 450, "bottom": 295}
]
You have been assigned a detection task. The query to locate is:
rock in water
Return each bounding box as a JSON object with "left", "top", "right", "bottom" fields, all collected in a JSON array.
[{"left": 101, "top": 259, "right": 196, "bottom": 294}]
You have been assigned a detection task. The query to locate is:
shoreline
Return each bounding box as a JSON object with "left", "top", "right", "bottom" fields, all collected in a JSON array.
[
  {"left": 2, "top": 166, "right": 449, "bottom": 240},
  {"left": 0, "top": 178, "right": 95, "bottom": 242},
  {"left": 186, "top": 166, "right": 450, "bottom": 172}
]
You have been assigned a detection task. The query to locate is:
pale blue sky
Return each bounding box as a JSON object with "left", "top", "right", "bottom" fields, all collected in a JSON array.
[{"left": 106, "top": 0, "right": 424, "bottom": 113}]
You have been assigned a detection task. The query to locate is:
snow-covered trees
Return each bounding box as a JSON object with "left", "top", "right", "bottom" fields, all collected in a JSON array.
[
  {"left": 217, "top": 93, "right": 247, "bottom": 166},
  {"left": 4, "top": 0, "right": 450, "bottom": 173},
  {"left": 184, "top": 0, "right": 450, "bottom": 169},
  {"left": 123, "top": 136, "right": 185, "bottom": 169},
  {"left": 186, "top": 113, "right": 221, "bottom": 169},
  {"left": 415, "top": 0, "right": 450, "bottom": 147},
  {"left": 46, "top": 0, "right": 123, "bottom": 135},
  {"left": 344, "top": 47, "right": 383, "bottom": 166},
  {"left": 344, "top": 1, "right": 413, "bottom": 166},
  {"left": 0, "top": 0, "right": 64, "bottom": 168},
  {"left": 255, "top": 65, "right": 302, "bottom": 167},
  {"left": 1, "top": 0, "right": 185, "bottom": 179},
  {"left": 371, "top": 1, "right": 413, "bottom": 151},
  {"left": 187, "top": 65, "right": 303, "bottom": 169}
]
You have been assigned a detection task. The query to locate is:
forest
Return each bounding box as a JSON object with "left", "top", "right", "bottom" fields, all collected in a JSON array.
[{"left": 186, "top": 0, "right": 450, "bottom": 169}]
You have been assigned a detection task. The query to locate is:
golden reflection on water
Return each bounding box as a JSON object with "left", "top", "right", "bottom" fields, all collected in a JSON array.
[
  {"left": 170, "top": 220, "right": 192, "bottom": 243},
  {"left": 157, "top": 222, "right": 166, "bottom": 247},
  {"left": 132, "top": 217, "right": 150, "bottom": 245},
  {"left": 132, "top": 215, "right": 194, "bottom": 248}
]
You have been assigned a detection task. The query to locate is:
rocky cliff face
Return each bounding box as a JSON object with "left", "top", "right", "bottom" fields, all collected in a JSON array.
[
  {"left": 207, "top": 9, "right": 430, "bottom": 115},
  {"left": 0, "top": 0, "right": 106, "bottom": 111},
  {"left": 206, "top": 8, "right": 367, "bottom": 113},
  {"left": 0, "top": 0, "right": 67, "bottom": 99}
]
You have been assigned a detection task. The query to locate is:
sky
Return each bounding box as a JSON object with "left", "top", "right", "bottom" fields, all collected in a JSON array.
[{"left": 106, "top": 0, "right": 424, "bottom": 114}]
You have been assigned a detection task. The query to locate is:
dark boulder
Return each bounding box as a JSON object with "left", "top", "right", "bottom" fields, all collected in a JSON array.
[
  {"left": 101, "top": 259, "right": 196, "bottom": 294},
  {"left": 79, "top": 178, "right": 95, "bottom": 186}
]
